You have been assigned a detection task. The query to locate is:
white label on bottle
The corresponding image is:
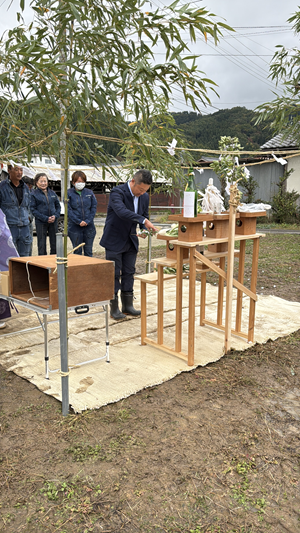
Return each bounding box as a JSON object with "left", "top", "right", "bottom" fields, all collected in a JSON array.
[{"left": 183, "top": 191, "right": 195, "bottom": 218}]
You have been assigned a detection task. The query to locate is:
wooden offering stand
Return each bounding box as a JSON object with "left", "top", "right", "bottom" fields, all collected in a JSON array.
[{"left": 136, "top": 207, "right": 266, "bottom": 367}]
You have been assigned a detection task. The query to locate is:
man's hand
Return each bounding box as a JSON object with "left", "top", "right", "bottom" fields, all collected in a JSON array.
[
  {"left": 79, "top": 221, "right": 88, "bottom": 227},
  {"left": 48, "top": 215, "right": 55, "bottom": 223},
  {"left": 144, "top": 219, "right": 158, "bottom": 233}
]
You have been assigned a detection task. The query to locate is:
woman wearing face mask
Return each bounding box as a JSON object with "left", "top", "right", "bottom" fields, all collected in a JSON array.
[
  {"left": 31, "top": 173, "right": 61, "bottom": 255},
  {"left": 67, "top": 171, "right": 97, "bottom": 257}
]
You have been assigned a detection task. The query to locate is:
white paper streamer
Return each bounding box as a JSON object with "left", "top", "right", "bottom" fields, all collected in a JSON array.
[
  {"left": 167, "top": 138, "right": 177, "bottom": 156},
  {"left": 200, "top": 178, "right": 225, "bottom": 213}
]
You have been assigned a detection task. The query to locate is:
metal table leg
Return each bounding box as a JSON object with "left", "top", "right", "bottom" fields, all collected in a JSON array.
[
  {"left": 43, "top": 314, "right": 49, "bottom": 379},
  {"left": 105, "top": 303, "right": 110, "bottom": 362}
]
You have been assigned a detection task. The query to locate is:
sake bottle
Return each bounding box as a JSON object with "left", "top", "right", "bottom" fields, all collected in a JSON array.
[{"left": 186, "top": 167, "right": 198, "bottom": 217}]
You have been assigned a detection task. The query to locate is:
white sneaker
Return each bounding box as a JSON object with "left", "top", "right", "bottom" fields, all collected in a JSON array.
[{"left": 0, "top": 322, "right": 6, "bottom": 329}]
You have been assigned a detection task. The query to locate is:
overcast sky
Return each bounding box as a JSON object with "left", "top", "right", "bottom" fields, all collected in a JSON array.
[
  {"left": 148, "top": 0, "right": 299, "bottom": 115},
  {"left": 1, "top": 0, "right": 298, "bottom": 116}
]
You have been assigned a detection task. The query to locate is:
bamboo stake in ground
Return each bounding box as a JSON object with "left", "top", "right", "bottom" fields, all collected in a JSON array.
[
  {"left": 224, "top": 183, "right": 240, "bottom": 354},
  {"left": 56, "top": 233, "right": 69, "bottom": 416}
]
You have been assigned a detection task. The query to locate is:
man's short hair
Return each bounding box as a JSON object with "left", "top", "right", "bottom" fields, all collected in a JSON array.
[
  {"left": 7, "top": 164, "right": 22, "bottom": 172},
  {"left": 133, "top": 169, "right": 152, "bottom": 185}
]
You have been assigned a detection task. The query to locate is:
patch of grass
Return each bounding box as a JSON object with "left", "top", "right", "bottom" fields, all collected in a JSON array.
[
  {"left": 257, "top": 222, "right": 300, "bottom": 229},
  {"left": 229, "top": 459, "right": 267, "bottom": 519},
  {"left": 67, "top": 443, "right": 104, "bottom": 462},
  {"left": 67, "top": 433, "right": 145, "bottom": 463}
]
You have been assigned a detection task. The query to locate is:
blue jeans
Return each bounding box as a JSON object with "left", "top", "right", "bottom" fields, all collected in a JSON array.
[
  {"left": 68, "top": 224, "right": 96, "bottom": 257},
  {"left": 36, "top": 221, "right": 57, "bottom": 255},
  {"left": 9, "top": 225, "right": 32, "bottom": 257}
]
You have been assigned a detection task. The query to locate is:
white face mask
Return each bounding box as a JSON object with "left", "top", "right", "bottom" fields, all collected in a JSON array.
[{"left": 75, "top": 182, "right": 85, "bottom": 191}]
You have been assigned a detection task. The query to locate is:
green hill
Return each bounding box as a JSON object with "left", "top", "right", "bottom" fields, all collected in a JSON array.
[{"left": 172, "top": 107, "right": 272, "bottom": 153}]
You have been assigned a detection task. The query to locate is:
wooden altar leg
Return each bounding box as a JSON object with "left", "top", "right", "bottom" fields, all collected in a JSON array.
[
  {"left": 236, "top": 240, "right": 246, "bottom": 333},
  {"left": 200, "top": 271, "right": 206, "bottom": 326},
  {"left": 248, "top": 238, "right": 260, "bottom": 342},
  {"left": 175, "top": 245, "right": 183, "bottom": 353},
  {"left": 217, "top": 256, "right": 225, "bottom": 325},
  {"left": 188, "top": 248, "right": 196, "bottom": 366},
  {"left": 157, "top": 264, "right": 164, "bottom": 345},
  {"left": 224, "top": 202, "right": 237, "bottom": 354},
  {"left": 141, "top": 281, "right": 147, "bottom": 345}
]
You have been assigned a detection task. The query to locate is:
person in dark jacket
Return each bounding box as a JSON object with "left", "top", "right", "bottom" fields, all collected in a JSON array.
[
  {"left": 0, "top": 164, "right": 32, "bottom": 256},
  {"left": 31, "top": 173, "right": 61, "bottom": 255},
  {"left": 100, "top": 169, "right": 157, "bottom": 320},
  {"left": 67, "top": 171, "right": 97, "bottom": 257},
  {"left": 23, "top": 176, "right": 34, "bottom": 256}
]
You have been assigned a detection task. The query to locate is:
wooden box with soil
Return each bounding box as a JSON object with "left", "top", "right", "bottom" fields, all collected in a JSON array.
[{"left": 9, "top": 255, "right": 114, "bottom": 310}]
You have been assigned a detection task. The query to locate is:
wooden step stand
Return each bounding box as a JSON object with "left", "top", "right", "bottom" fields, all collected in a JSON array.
[
  {"left": 235, "top": 211, "right": 266, "bottom": 342},
  {"left": 135, "top": 254, "right": 190, "bottom": 356},
  {"left": 168, "top": 214, "right": 213, "bottom": 365},
  {"left": 134, "top": 269, "right": 176, "bottom": 347},
  {"left": 172, "top": 232, "right": 262, "bottom": 365},
  {"left": 135, "top": 232, "right": 189, "bottom": 349},
  {"left": 136, "top": 211, "right": 265, "bottom": 366},
  {"left": 136, "top": 214, "right": 213, "bottom": 365},
  {"left": 196, "top": 247, "right": 240, "bottom": 329},
  {"left": 187, "top": 213, "right": 266, "bottom": 353},
  {"left": 204, "top": 213, "right": 240, "bottom": 328}
]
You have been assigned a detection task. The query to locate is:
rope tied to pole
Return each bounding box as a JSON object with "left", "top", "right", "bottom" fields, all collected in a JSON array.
[
  {"left": 58, "top": 369, "right": 71, "bottom": 377},
  {"left": 53, "top": 243, "right": 85, "bottom": 274},
  {"left": 228, "top": 182, "right": 241, "bottom": 209}
]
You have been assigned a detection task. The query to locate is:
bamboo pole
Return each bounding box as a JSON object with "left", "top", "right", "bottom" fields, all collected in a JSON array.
[{"left": 56, "top": 233, "right": 69, "bottom": 416}]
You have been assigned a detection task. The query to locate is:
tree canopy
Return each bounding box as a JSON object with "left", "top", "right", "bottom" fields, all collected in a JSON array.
[
  {"left": 172, "top": 107, "right": 272, "bottom": 152},
  {"left": 255, "top": 8, "right": 300, "bottom": 143},
  {"left": 0, "top": 0, "right": 232, "bottom": 174}
]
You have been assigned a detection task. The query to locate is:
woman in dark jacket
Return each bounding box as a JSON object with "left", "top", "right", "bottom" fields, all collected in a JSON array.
[
  {"left": 67, "top": 171, "right": 97, "bottom": 257},
  {"left": 31, "top": 173, "right": 61, "bottom": 255}
]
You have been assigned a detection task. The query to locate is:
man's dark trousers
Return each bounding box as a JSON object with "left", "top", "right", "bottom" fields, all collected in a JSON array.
[{"left": 105, "top": 240, "right": 137, "bottom": 294}]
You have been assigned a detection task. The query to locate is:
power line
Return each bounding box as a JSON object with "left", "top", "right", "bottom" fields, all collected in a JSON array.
[
  {"left": 152, "top": 52, "right": 274, "bottom": 57},
  {"left": 202, "top": 39, "right": 283, "bottom": 94},
  {"left": 234, "top": 25, "right": 290, "bottom": 29}
]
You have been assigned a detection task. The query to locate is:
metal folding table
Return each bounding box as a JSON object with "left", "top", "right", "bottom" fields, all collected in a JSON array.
[{"left": 0, "top": 294, "right": 110, "bottom": 379}]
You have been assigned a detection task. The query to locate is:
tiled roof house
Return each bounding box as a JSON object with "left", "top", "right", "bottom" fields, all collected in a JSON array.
[{"left": 261, "top": 133, "right": 300, "bottom": 197}]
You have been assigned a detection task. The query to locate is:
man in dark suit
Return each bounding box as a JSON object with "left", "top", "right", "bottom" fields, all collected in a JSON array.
[{"left": 100, "top": 169, "right": 157, "bottom": 320}]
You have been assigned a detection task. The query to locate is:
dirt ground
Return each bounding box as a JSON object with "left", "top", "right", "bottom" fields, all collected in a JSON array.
[{"left": 0, "top": 232, "right": 300, "bottom": 533}]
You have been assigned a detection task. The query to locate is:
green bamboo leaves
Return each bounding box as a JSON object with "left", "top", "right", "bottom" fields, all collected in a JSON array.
[{"left": 0, "top": 0, "right": 233, "bottom": 167}]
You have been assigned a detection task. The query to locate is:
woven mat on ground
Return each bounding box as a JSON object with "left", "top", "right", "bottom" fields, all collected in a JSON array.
[{"left": 0, "top": 280, "right": 299, "bottom": 413}]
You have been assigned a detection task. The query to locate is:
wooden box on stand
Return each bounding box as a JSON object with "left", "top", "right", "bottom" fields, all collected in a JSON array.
[
  {"left": 156, "top": 233, "right": 189, "bottom": 260},
  {"left": 9, "top": 255, "right": 114, "bottom": 310},
  {"left": 206, "top": 213, "right": 230, "bottom": 253},
  {"left": 168, "top": 213, "right": 213, "bottom": 243},
  {"left": 235, "top": 211, "right": 266, "bottom": 235}
]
